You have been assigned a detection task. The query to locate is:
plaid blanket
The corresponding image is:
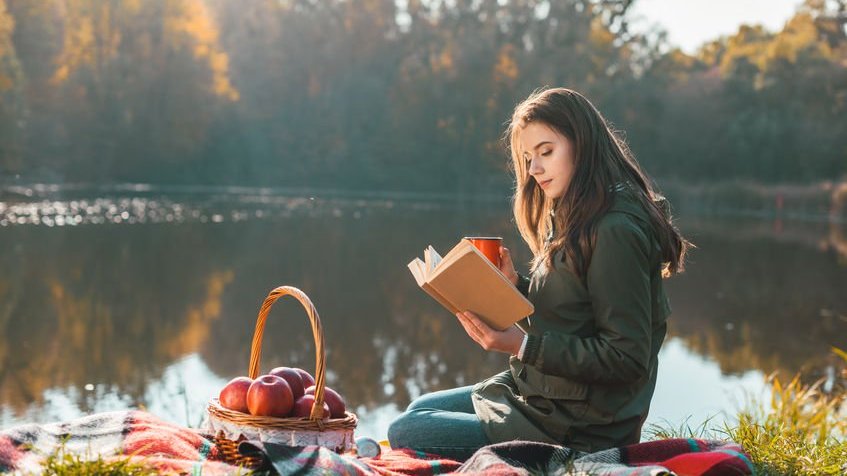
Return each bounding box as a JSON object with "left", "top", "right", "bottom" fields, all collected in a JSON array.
[
  {"left": 239, "top": 441, "right": 463, "bottom": 475},
  {"left": 0, "top": 410, "right": 238, "bottom": 475},
  {"left": 0, "top": 410, "right": 753, "bottom": 475},
  {"left": 457, "top": 439, "right": 754, "bottom": 475},
  {"left": 248, "top": 439, "right": 753, "bottom": 476}
]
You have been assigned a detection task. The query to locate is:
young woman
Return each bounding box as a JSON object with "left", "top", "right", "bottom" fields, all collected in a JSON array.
[{"left": 388, "top": 87, "right": 690, "bottom": 460}]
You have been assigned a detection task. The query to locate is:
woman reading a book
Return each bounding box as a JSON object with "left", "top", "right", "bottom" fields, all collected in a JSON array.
[{"left": 388, "top": 87, "right": 691, "bottom": 460}]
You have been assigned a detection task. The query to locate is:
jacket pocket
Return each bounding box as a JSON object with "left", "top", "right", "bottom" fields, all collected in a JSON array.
[{"left": 511, "top": 358, "right": 588, "bottom": 401}]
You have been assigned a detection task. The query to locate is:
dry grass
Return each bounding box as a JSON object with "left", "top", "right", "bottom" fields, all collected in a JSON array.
[
  {"left": 649, "top": 348, "right": 847, "bottom": 475},
  {"left": 728, "top": 373, "right": 846, "bottom": 475}
]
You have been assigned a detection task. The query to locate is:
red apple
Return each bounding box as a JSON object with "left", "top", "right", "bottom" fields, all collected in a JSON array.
[
  {"left": 219, "top": 376, "right": 253, "bottom": 413},
  {"left": 292, "top": 394, "right": 331, "bottom": 418},
  {"left": 269, "top": 367, "right": 305, "bottom": 400},
  {"left": 293, "top": 368, "right": 315, "bottom": 388},
  {"left": 246, "top": 374, "right": 294, "bottom": 417},
  {"left": 304, "top": 385, "right": 346, "bottom": 418}
]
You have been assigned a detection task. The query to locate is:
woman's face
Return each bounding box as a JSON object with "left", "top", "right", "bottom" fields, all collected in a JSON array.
[{"left": 519, "top": 121, "right": 576, "bottom": 200}]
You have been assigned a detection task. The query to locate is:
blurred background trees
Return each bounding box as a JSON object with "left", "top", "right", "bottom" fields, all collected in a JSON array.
[{"left": 0, "top": 0, "right": 844, "bottom": 191}]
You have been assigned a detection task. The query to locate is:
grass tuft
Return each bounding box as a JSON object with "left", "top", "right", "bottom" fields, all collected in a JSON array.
[
  {"left": 723, "top": 364, "right": 846, "bottom": 476},
  {"left": 647, "top": 347, "right": 847, "bottom": 475},
  {"left": 643, "top": 414, "right": 722, "bottom": 440},
  {"left": 650, "top": 366, "right": 846, "bottom": 475},
  {"left": 39, "top": 443, "right": 159, "bottom": 476}
]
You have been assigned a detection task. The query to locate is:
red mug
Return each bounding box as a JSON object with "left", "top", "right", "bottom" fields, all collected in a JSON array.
[{"left": 464, "top": 236, "right": 502, "bottom": 268}]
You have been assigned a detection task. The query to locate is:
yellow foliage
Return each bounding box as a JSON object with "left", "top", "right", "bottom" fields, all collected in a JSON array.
[
  {"left": 124, "top": 0, "right": 142, "bottom": 14},
  {"left": 0, "top": 0, "right": 13, "bottom": 43},
  {"left": 49, "top": 0, "right": 239, "bottom": 101},
  {"left": 717, "top": 13, "right": 833, "bottom": 81},
  {"left": 0, "top": 0, "right": 22, "bottom": 98},
  {"left": 719, "top": 25, "right": 771, "bottom": 75},
  {"left": 209, "top": 50, "right": 228, "bottom": 72},
  {"left": 51, "top": 1, "right": 123, "bottom": 85},
  {"left": 589, "top": 17, "right": 614, "bottom": 49},
  {"left": 767, "top": 13, "right": 831, "bottom": 63},
  {"left": 166, "top": 0, "right": 240, "bottom": 101},
  {"left": 668, "top": 49, "right": 697, "bottom": 69},
  {"left": 494, "top": 44, "right": 519, "bottom": 83},
  {"left": 52, "top": 64, "right": 69, "bottom": 83},
  {"left": 431, "top": 42, "right": 455, "bottom": 75},
  {"left": 0, "top": 0, "right": 16, "bottom": 92},
  {"left": 171, "top": 0, "right": 217, "bottom": 46}
]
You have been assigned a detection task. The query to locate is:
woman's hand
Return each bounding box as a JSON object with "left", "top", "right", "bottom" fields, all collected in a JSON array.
[
  {"left": 499, "top": 246, "right": 519, "bottom": 286},
  {"left": 456, "top": 311, "right": 524, "bottom": 355}
]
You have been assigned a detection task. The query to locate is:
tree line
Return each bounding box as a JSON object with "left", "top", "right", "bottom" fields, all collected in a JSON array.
[{"left": 0, "top": 0, "right": 845, "bottom": 193}]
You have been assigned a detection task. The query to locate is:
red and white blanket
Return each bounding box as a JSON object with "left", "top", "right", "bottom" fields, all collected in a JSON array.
[
  {"left": 0, "top": 410, "right": 753, "bottom": 475},
  {"left": 0, "top": 410, "right": 237, "bottom": 475}
]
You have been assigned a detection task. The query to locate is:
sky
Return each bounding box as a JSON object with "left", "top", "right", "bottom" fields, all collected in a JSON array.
[{"left": 629, "top": 0, "right": 803, "bottom": 53}]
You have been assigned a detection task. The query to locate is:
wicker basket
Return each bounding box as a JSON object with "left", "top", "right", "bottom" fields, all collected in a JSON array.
[{"left": 206, "top": 286, "right": 358, "bottom": 468}]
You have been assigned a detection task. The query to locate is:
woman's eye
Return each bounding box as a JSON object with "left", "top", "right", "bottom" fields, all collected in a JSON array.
[{"left": 541, "top": 151, "right": 552, "bottom": 156}]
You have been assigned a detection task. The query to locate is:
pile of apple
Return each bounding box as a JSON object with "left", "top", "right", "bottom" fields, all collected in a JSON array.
[{"left": 218, "top": 366, "right": 346, "bottom": 419}]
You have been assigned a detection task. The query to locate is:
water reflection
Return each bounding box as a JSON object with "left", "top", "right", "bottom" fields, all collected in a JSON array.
[
  {"left": 668, "top": 216, "right": 847, "bottom": 383},
  {"left": 0, "top": 194, "right": 845, "bottom": 435}
]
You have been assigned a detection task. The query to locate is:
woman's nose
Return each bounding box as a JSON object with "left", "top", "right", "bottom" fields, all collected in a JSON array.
[{"left": 528, "top": 157, "right": 543, "bottom": 175}]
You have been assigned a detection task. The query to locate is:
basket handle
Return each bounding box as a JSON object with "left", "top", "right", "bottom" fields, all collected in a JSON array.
[{"left": 248, "top": 286, "right": 328, "bottom": 421}]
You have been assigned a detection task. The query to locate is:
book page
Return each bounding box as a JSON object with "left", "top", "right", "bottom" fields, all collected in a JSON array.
[
  {"left": 407, "top": 258, "right": 426, "bottom": 286},
  {"left": 425, "top": 245, "right": 442, "bottom": 273},
  {"left": 437, "top": 239, "right": 474, "bottom": 272}
]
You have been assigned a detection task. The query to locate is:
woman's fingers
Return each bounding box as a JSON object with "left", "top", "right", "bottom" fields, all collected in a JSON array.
[
  {"left": 457, "top": 311, "right": 496, "bottom": 350},
  {"left": 456, "top": 311, "right": 523, "bottom": 355},
  {"left": 462, "top": 311, "right": 491, "bottom": 334},
  {"left": 499, "top": 246, "right": 513, "bottom": 266},
  {"left": 499, "top": 246, "right": 519, "bottom": 285},
  {"left": 499, "top": 246, "right": 512, "bottom": 272},
  {"left": 457, "top": 311, "right": 523, "bottom": 354},
  {"left": 456, "top": 313, "right": 484, "bottom": 347}
]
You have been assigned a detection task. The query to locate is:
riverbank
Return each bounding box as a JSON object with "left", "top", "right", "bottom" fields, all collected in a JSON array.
[
  {"left": 650, "top": 353, "right": 847, "bottom": 476},
  {"left": 660, "top": 179, "right": 847, "bottom": 223}
]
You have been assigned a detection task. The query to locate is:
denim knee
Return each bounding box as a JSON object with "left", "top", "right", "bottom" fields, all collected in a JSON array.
[
  {"left": 387, "top": 411, "right": 414, "bottom": 449},
  {"left": 406, "top": 386, "right": 475, "bottom": 413}
]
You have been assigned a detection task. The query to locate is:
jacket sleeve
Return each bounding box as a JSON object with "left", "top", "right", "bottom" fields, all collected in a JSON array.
[{"left": 519, "top": 216, "right": 653, "bottom": 384}]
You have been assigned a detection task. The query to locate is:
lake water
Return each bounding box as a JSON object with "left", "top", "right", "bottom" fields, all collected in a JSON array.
[{"left": 1, "top": 186, "right": 846, "bottom": 441}]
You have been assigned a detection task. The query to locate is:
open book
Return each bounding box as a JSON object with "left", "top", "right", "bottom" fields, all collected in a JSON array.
[{"left": 408, "top": 239, "right": 534, "bottom": 330}]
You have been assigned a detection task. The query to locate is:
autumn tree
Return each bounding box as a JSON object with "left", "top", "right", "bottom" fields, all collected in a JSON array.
[
  {"left": 0, "top": 0, "right": 24, "bottom": 173},
  {"left": 0, "top": 0, "right": 844, "bottom": 188}
]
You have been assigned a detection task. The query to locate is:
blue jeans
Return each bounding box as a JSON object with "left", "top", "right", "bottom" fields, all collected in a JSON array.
[{"left": 387, "top": 386, "right": 489, "bottom": 461}]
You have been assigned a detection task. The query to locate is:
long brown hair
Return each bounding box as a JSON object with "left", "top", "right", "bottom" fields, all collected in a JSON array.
[{"left": 505, "top": 87, "right": 690, "bottom": 280}]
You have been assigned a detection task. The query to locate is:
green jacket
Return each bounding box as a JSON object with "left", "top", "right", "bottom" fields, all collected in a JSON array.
[{"left": 471, "top": 187, "right": 672, "bottom": 452}]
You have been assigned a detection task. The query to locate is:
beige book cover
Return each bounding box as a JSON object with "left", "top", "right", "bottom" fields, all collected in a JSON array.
[{"left": 408, "top": 239, "right": 534, "bottom": 330}]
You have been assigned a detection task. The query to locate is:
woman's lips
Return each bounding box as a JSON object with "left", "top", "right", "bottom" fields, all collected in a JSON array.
[{"left": 538, "top": 179, "right": 552, "bottom": 188}]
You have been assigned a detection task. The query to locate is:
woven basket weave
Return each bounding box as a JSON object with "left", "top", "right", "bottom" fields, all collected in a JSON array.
[{"left": 206, "top": 286, "right": 358, "bottom": 468}]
